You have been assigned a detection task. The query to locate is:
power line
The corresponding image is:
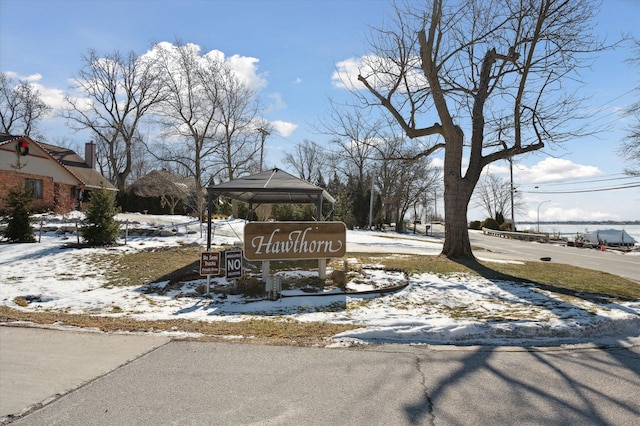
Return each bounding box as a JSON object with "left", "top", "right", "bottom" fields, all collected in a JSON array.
[
  {"left": 521, "top": 182, "right": 640, "bottom": 194},
  {"left": 532, "top": 175, "right": 638, "bottom": 186}
]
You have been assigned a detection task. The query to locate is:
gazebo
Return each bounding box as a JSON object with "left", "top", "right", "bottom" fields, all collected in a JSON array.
[
  {"left": 206, "top": 168, "right": 337, "bottom": 287},
  {"left": 206, "top": 168, "right": 334, "bottom": 229}
]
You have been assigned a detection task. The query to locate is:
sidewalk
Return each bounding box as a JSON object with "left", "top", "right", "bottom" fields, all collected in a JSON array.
[{"left": 0, "top": 326, "right": 169, "bottom": 422}]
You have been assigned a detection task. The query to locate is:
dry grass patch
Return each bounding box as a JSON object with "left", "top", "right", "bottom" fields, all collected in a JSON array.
[
  {"left": 0, "top": 306, "right": 359, "bottom": 346},
  {"left": 100, "top": 246, "right": 207, "bottom": 288}
]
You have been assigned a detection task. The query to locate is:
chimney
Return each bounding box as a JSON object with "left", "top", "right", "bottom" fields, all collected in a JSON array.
[{"left": 85, "top": 142, "right": 96, "bottom": 169}]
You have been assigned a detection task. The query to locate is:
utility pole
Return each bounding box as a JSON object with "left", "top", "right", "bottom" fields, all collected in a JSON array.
[
  {"left": 368, "top": 177, "right": 374, "bottom": 229},
  {"left": 499, "top": 131, "right": 515, "bottom": 231},
  {"left": 257, "top": 128, "right": 270, "bottom": 172}
]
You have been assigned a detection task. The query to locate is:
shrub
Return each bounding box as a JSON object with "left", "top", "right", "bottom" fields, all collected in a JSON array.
[
  {"left": 499, "top": 221, "right": 513, "bottom": 231},
  {"left": 481, "top": 217, "right": 500, "bottom": 230},
  {"left": 81, "top": 185, "right": 121, "bottom": 246},
  {"left": 4, "top": 187, "right": 35, "bottom": 243},
  {"left": 468, "top": 220, "right": 482, "bottom": 230}
]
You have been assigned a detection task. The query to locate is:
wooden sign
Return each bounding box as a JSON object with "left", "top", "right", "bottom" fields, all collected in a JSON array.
[
  {"left": 244, "top": 221, "right": 346, "bottom": 261},
  {"left": 199, "top": 251, "right": 220, "bottom": 275}
]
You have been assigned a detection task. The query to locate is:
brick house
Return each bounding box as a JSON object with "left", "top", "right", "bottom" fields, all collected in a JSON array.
[{"left": 0, "top": 133, "right": 116, "bottom": 213}]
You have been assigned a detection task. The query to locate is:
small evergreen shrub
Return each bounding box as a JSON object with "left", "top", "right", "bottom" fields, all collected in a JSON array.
[
  {"left": 81, "top": 185, "right": 121, "bottom": 246},
  {"left": 4, "top": 187, "right": 35, "bottom": 243}
]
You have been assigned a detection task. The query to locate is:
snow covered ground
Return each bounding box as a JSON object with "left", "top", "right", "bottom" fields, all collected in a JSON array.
[{"left": 1, "top": 212, "right": 639, "bottom": 347}]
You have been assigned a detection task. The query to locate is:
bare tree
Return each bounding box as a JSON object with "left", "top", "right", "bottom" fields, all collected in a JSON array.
[
  {"left": 150, "top": 42, "right": 263, "bottom": 218},
  {"left": 373, "top": 132, "right": 440, "bottom": 231},
  {"left": 149, "top": 42, "right": 223, "bottom": 218},
  {"left": 203, "top": 63, "right": 263, "bottom": 182},
  {"left": 283, "top": 139, "right": 331, "bottom": 184},
  {"left": 61, "top": 49, "right": 165, "bottom": 191},
  {"left": 0, "top": 72, "right": 51, "bottom": 136},
  {"left": 620, "top": 39, "right": 640, "bottom": 175},
  {"left": 321, "top": 104, "right": 382, "bottom": 184},
  {"left": 356, "top": 0, "right": 605, "bottom": 260},
  {"left": 474, "top": 173, "right": 522, "bottom": 222}
]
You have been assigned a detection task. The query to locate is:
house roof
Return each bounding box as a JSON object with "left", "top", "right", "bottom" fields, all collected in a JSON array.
[
  {"left": 0, "top": 133, "right": 116, "bottom": 191},
  {"left": 37, "top": 141, "right": 115, "bottom": 190},
  {"left": 129, "top": 170, "right": 196, "bottom": 195},
  {"left": 208, "top": 168, "right": 335, "bottom": 205}
]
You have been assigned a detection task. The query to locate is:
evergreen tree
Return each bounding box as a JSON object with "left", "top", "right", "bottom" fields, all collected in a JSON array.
[
  {"left": 81, "top": 185, "right": 121, "bottom": 245},
  {"left": 4, "top": 187, "right": 35, "bottom": 243}
]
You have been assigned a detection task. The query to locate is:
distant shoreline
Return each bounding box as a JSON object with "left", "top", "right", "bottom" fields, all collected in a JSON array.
[{"left": 517, "top": 221, "right": 640, "bottom": 225}]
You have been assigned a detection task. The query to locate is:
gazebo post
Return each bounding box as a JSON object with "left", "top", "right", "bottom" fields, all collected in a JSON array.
[
  {"left": 262, "top": 261, "right": 272, "bottom": 291},
  {"left": 317, "top": 194, "right": 326, "bottom": 280}
]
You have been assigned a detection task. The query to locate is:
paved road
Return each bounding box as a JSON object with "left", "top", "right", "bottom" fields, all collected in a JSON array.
[
  {"left": 469, "top": 231, "right": 640, "bottom": 282},
  {"left": 2, "top": 327, "right": 639, "bottom": 425}
]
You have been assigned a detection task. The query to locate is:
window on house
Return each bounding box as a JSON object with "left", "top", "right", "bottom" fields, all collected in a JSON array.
[{"left": 25, "top": 178, "right": 44, "bottom": 199}]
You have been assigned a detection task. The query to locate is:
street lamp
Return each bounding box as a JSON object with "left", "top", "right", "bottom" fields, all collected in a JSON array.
[{"left": 537, "top": 200, "right": 551, "bottom": 233}]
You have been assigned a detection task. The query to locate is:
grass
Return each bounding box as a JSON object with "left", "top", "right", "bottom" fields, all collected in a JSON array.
[
  {"left": 98, "top": 245, "right": 206, "bottom": 288},
  {"left": 0, "top": 306, "right": 359, "bottom": 346},
  {"left": 2, "top": 247, "right": 638, "bottom": 345}
]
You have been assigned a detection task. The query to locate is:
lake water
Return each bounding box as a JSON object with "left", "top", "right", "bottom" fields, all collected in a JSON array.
[{"left": 518, "top": 223, "right": 640, "bottom": 245}]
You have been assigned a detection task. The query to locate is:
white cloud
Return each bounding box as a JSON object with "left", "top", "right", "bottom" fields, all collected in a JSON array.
[
  {"left": 516, "top": 157, "right": 602, "bottom": 184},
  {"left": 428, "top": 157, "right": 444, "bottom": 169},
  {"left": 332, "top": 54, "right": 428, "bottom": 92},
  {"left": 4, "top": 72, "right": 67, "bottom": 115},
  {"left": 142, "top": 42, "right": 267, "bottom": 92},
  {"left": 331, "top": 57, "right": 363, "bottom": 90},
  {"left": 266, "top": 92, "right": 286, "bottom": 111},
  {"left": 293, "top": 77, "right": 302, "bottom": 85},
  {"left": 34, "top": 83, "right": 67, "bottom": 112},
  {"left": 482, "top": 163, "right": 510, "bottom": 176},
  {"left": 523, "top": 205, "right": 617, "bottom": 222},
  {"left": 225, "top": 53, "right": 267, "bottom": 91},
  {"left": 271, "top": 120, "right": 297, "bottom": 137}
]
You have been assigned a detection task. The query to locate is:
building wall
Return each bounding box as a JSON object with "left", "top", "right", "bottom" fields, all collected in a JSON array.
[
  {"left": 0, "top": 147, "right": 79, "bottom": 186},
  {"left": 1, "top": 141, "right": 82, "bottom": 214},
  {"left": 0, "top": 169, "right": 75, "bottom": 213}
]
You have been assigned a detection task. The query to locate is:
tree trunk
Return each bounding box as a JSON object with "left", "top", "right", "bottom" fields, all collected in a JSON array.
[
  {"left": 440, "top": 127, "right": 476, "bottom": 260},
  {"left": 441, "top": 177, "right": 474, "bottom": 259}
]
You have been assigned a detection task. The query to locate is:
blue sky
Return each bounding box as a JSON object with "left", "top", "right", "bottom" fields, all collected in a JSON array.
[{"left": 1, "top": 0, "right": 639, "bottom": 222}]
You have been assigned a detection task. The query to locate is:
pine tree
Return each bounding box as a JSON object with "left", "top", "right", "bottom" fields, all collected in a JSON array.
[
  {"left": 4, "top": 187, "right": 35, "bottom": 243},
  {"left": 4, "top": 149, "right": 35, "bottom": 243},
  {"left": 80, "top": 185, "right": 121, "bottom": 245}
]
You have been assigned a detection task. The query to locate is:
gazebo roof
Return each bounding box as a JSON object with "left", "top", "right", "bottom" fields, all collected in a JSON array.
[{"left": 207, "top": 168, "right": 335, "bottom": 205}]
